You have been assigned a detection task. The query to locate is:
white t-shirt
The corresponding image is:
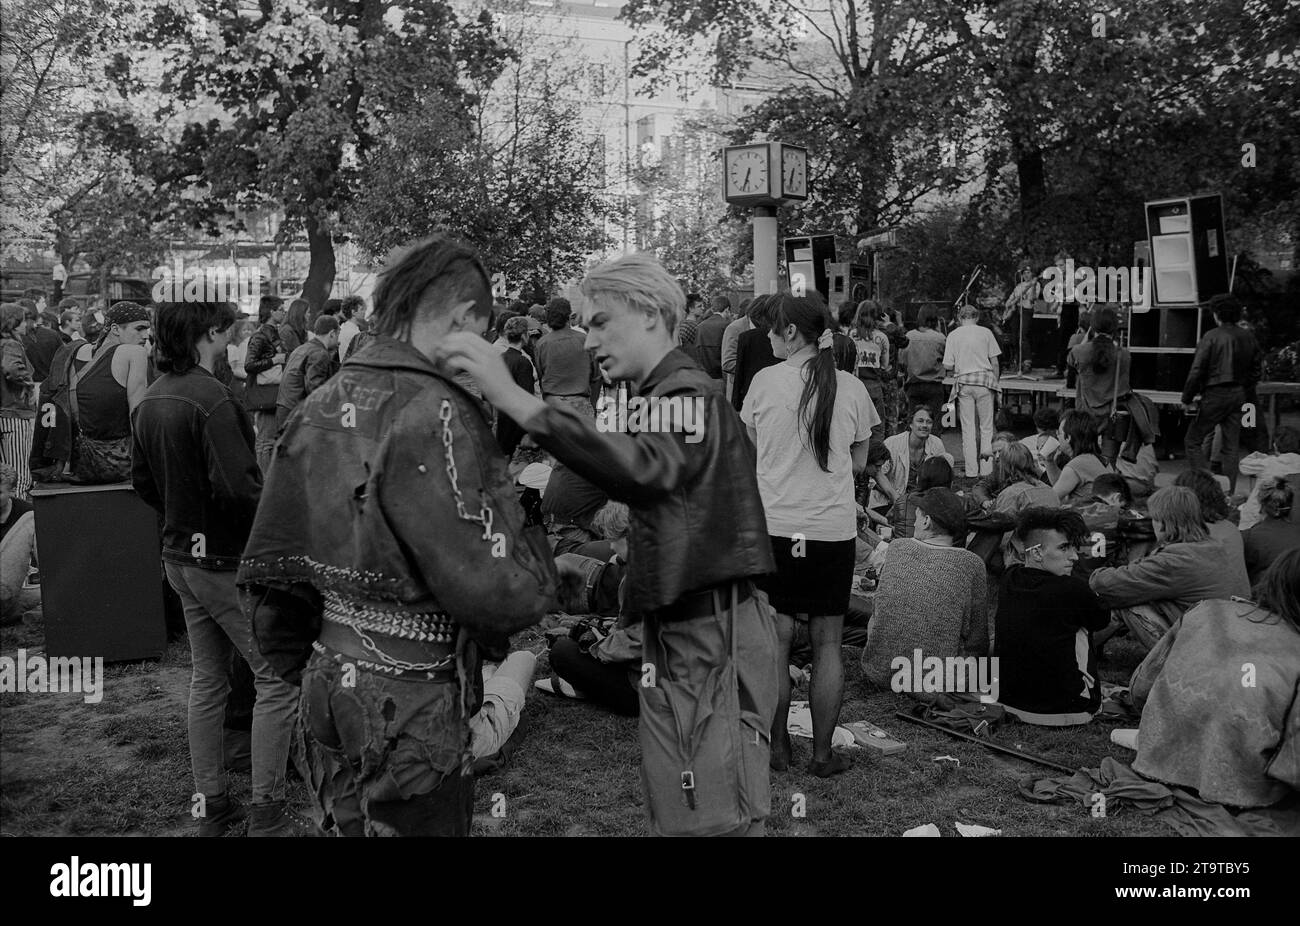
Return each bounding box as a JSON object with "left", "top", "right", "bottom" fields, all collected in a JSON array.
[
  {"left": 338, "top": 319, "right": 361, "bottom": 359},
  {"left": 942, "top": 323, "right": 1000, "bottom": 376},
  {"left": 741, "top": 355, "right": 879, "bottom": 541},
  {"left": 852, "top": 330, "right": 890, "bottom": 375}
]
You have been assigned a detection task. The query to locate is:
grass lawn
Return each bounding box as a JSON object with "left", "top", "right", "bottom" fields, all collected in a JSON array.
[{"left": 1, "top": 615, "right": 1169, "bottom": 837}]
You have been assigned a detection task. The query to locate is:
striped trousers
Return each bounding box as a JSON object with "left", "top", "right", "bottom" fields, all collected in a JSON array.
[{"left": 0, "top": 415, "right": 35, "bottom": 500}]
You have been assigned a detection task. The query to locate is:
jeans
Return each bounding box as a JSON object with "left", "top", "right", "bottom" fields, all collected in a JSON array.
[
  {"left": 957, "top": 383, "right": 995, "bottom": 477},
  {"left": 300, "top": 647, "right": 478, "bottom": 836},
  {"left": 164, "top": 561, "right": 297, "bottom": 804},
  {"left": 1185, "top": 384, "right": 1246, "bottom": 493},
  {"left": 254, "top": 409, "right": 277, "bottom": 473}
]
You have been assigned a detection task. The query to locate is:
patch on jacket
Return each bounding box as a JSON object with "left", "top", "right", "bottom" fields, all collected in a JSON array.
[{"left": 301, "top": 381, "right": 397, "bottom": 438}]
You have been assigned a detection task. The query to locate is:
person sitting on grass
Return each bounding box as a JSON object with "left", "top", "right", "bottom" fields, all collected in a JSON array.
[
  {"left": 971, "top": 430, "right": 1020, "bottom": 506},
  {"left": 874, "top": 405, "right": 952, "bottom": 516},
  {"left": 539, "top": 505, "right": 641, "bottom": 717},
  {"left": 894, "top": 456, "right": 953, "bottom": 539},
  {"left": 1243, "top": 478, "right": 1300, "bottom": 587},
  {"left": 1237, "top": 425, "right": 1300, "bottom": 531},
  {"left": 992, "top": 443, "right": 1058, "bottom": 517},
  {"left": 1048, "top": 409, "right": 1113, "bottom": 503},
  {"left": 1129, "top": 549, "right": 1300, "bottom": 810},
  {"left": 862, "top": 488, "right": 989, "bottom": 693},
  {"left": 1174, "top": 466, "right": 1244, "bottom": 560},
  {"left": 1089, "top": 486, "right": 1251, "bottom": 652},
  {"left": 1090, "top": 472, "right": 1133, "bottom": 509},
  {"left": 994, "top": 507, "right": 1110, "bottom": 726},
  {"left": 1018, "top": 406, "right": 1061, "bottom": 477},
  {"left": 0, "top": 462, "right": 39, "bottom": 624}
]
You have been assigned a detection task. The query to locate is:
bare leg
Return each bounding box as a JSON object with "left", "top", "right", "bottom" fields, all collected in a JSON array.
[
  {"left": 769, "top": 610, "right": 795, "bottom": 772},
  {"left": 808, "top": 614, "right": 845, "bottom": 765}
]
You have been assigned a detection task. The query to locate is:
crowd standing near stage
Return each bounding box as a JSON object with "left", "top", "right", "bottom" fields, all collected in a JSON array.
[{"left": 0, "top": 240, "right": 1297, "bottom": 837}]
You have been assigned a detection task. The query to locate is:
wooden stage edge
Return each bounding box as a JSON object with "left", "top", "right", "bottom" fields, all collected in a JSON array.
[{"left": 940, "top": 377, "right": 1300, "bottom": 409}]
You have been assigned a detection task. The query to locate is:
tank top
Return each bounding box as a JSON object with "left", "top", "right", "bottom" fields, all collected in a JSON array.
[{"left": 76, "top": 344, "right": 131, "bottom": 440}]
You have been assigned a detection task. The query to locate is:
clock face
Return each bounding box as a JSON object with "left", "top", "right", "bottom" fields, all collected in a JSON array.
[
  {"left": 725, "top": 146, "right": 769, "bottom": 199},
  {"left": 781, "top": 146, "right": 807, "bottom": 198}
]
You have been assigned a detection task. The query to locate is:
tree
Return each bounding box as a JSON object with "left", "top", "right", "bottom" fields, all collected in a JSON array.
[
  {"left": 129, "top": 0, "right": 514, "bottom": 313},
  {"left": 346, "top": 41, "right": 612, "bottom": 300},
  {"left": 630, "top": 112, "right": 747, "bottom": 294}
]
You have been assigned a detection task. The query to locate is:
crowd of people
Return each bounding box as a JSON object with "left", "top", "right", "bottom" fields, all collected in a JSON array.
[{"left": 0, "top": 241, "right": 1297, "bottom": 837}]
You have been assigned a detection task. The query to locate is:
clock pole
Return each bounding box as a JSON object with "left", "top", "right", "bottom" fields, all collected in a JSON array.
[{"left": 753, "top": 205, "right": 778, "bottom": 298}]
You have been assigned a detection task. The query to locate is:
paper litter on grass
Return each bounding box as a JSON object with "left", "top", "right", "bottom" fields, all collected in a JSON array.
[
  {"left": 903, "top": 823, "right": 941, "bottom": 837},
  {"left": 955, "top": 822, "right": 1002, "bottom": 837},
  {"left": 787, "top": 701, "right": 855, "bottom": 749}
]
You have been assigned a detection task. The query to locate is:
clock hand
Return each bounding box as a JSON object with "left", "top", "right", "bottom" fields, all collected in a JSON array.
[{"left": 743, "top": 167, "right": 751, "bottom": 190}]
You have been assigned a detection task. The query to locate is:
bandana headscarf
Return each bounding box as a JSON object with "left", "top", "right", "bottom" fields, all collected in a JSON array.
[{"left": 106, "top": 301, "right": 150, "bottom": 326}]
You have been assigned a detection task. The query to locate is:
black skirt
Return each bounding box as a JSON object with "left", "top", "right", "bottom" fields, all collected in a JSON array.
[{"left": 757, "top": 534, "right": 856, "bottom": 618}]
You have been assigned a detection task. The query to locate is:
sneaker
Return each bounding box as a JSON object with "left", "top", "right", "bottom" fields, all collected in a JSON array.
[
  {"left": 533, "top": 676, "right": 586, "bottom": 700},
  {"left": 197, "top": 792, "right": 246, "bottom": 837},
  {"left": 247, "top": 800, "right": 320, "bottom": 837}
]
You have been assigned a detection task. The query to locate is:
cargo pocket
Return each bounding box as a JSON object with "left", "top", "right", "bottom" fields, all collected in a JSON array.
[
  {"left": 737, "top": 709, "right": 772, "bottom": 823},
  {"left": 637, "top": 670, "right": 745, "bottom": 837}
]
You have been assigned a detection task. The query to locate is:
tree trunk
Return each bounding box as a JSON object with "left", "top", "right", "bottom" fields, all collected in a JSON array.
[{"left": 302, "top": 214, "right": 336, "bottom": 323}]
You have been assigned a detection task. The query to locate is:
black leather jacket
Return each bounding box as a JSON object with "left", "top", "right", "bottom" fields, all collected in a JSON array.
[
  {"left": 528, "top": 349, "right": 774, "bottom": 615},
  {"left": 131, "top": 366, "right": 261, "bottom": 569}
]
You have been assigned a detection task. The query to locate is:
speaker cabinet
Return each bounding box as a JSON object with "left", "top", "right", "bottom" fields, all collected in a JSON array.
[
  {"left": 783, "top": 234, "right": 837, "bottom": 300},
  {"left": 1144, "top": 194, "right": 1229, "bottom": 306},
  {"left": 31, "top": 483, "right": 168, "bottom": 663}
]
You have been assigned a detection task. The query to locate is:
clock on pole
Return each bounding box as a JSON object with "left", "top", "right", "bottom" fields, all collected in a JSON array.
[{"left": 722, "top": 141, "right": 809, "bottom": 296}]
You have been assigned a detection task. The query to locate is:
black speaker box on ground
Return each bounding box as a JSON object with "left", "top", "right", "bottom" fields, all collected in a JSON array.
[{"left": 31, "top": 483, "right": 167, "bottom": 663}]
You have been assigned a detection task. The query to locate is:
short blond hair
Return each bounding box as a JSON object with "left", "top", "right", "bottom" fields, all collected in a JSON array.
[{"left": 578, "top": 252, "right": 684, "bottom": 337}]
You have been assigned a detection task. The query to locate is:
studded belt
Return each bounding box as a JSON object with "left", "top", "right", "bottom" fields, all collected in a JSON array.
[{"left": 318, "top": 593, "right": 459, "bottom": 677}]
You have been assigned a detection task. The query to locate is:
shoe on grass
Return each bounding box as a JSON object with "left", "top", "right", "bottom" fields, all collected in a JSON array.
[
  {"left": 534, "top": 676, "right": 586, "bottom": 700},
  {"left": 247, "top": 800, "right": 320, "bottom": 837},
  {"left": 197, "top": 792, "right": 246, "bottom": 837},
  {"left": 807, "top": 750, "right": 853, "bottom": 779}
]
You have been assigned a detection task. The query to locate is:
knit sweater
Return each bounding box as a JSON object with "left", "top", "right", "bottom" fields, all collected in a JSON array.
[{"left": 862, "top": 538, "right": 989, "bottom": 687}]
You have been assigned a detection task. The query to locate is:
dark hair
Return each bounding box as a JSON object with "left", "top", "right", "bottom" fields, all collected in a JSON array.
[
  {"left": 81, "top": 314, "right": 103, "bottom": 342},
  {"left": 1208, "top": 293, "right": 1242, "bottom": 324},
  {"left": 371, "top": 236, "right": 490, "bottom": 340},
  {"left": 1272, "top": 425, "right": 1300, "bottom": 455},
  {"left": 773, "top": 293, "right": 838, "bottom": 471},
  {"left": 917, "top": 456, "right": 953, "bottom": 491},
  {"left": 153, "top": 302, "right": 237, "bottom": 374},
  {"left": 59, "top": 309, "right": 79, "bottom": 328},
  {"left": 709, "top": 295, "right": 730, "bottom": 314},
  {"left": 258, "top": 295, "right": 283, "bottom": 324},
  {"left": 0, "top": 303, "right": 23, "bottom": 337},
  {"left": 1014, "top": 506, "right": 1089, "bottom": 547},
  {"left": 917, "top": 306, "right": 938, "bottom": 329},
  {"left": 686, "top": 292, "right": 702, "bottom": 306},
  {"left": 1059, "top": 409, "right": 1099, "bottom": 458},
  {"left": 57, "top": 297, "right": 78, "bottom": 311},
  {"left": 23, "top": 287, "right": 46, "bottom": 303},
  {"left": 1033, "top": 405, "right": 1060, "bottom": 431},
  {"left": 286, "top": 298, "right": 309, "bottom": 338},
  {"left": 748, "top": 294, "right": 775, "bottom": 329},
  {"left": 837, "top": 301, "right": 856, "bottom": 329},
  {"left": 312, "top": 314, "right": 340, "bottom": 336},
  {"left": 321, "top": 298, "right": 342, "bottom": 317},
  {"left": 1086, "top": 306, "right": 1119, "bottom": 375},
  {"left": 340, "top": 295, "right": 365, "bottom": 321},
  {"left": 1254, "top": 549, "right": 1300, "bottom": 633},
  {"left": 18, "top": 298, "right": 37, "bottom": 316},
  {"left": 39, "top": 310, "right": 59, "bottom": 328},
  {"left": 1174, "top": 468, "right": 1229, "bottom": 523},
  {"left": 1092, "top": 472, "right": 1133, "bottom": 505},
  {"left": 546, "top": 303, "right": 570, "bottom": 330}
]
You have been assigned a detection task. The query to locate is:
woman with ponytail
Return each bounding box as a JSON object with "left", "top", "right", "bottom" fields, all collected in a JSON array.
[
  {"left": 1068, "top": 305, "right": 1131, "bottom": 420},
  {"left": 741, "top": 293, "right": 878, "bottom": 778}
]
